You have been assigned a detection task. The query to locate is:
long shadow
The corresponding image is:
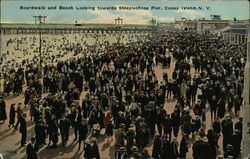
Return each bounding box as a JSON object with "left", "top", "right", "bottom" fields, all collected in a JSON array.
[
  {"left": 3, "top": 145, "right": 25, "bottom": 159},
  {"left": 14, "top": 127, "right": 35, "bottom": 146},
  {"left": 0, "top": 129, "right": 16, "bottom": 140},
  {"left": 26, "top": 120, "right": 34, "bottom": 128},
  {"left": 38, "top": 143, "right": 77, "bottom": 159},
  {"left": 97, "top": 134, "right": 106, "bottom": 144},
  {"left": 101, "top": 140, "right": 111, "bottom": 151},
  {"left": 108, "top": 144, "right": 116, "bottom": 159},
  {"left": 70, "top": 149, "right": 83, "bottom": 159},
  {"left": 0, "top": 128, "right": 10, "bottom": 136}
]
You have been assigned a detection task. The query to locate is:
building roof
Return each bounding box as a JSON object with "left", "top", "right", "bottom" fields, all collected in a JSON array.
[
  {"left": 197, "top": 20, "right": 229, "bottom": 24},
  {"left": 223, "top": 28, "right": 246, "bottom": 34}
]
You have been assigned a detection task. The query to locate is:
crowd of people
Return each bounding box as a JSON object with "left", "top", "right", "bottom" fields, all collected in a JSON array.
[{"left": 0, "top": 28, "right": 247, "bottom": 159}]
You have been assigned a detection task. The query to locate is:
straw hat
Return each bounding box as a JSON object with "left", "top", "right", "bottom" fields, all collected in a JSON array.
[
  {"left": 195, "top": 135, "right": 201, "bottom": 142},
  {"left": 119, "top": 147, "right": 126, "bottom": 151},
  {"left": 128, "top": 127, "right": 134, "bottom": 131},
  {"left": 131, "top": 146, "right": 138, "bottom": 151},
  {"left": 90, "top": 137, "right": 97, "bottom": 142},
  {"left": 202, "top": 136, "right": 208, "bottom": 143}
]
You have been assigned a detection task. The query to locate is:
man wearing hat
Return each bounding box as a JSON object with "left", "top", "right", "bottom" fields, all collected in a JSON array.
[
  {"left": 8, "top": 103, "right": 16, "bottom": 128},
  {"left": 234, "top": 117, "right": 243, "bottom": 145},
  {"left": 221, "top": 115, "right": 233, "bottom": 152},
  {"left": 161, "top": 135, "right": 171, "bottom": 159},
  {"left": 59, "top": 114, "right": 70, "bottom": 146},
  {"left": 116, "top": 147, "right": 129, "bottom": 159},
  {"left": 126, "top": 127, "right": 135, "bottom": 153},
  {"left": 35, "top": 119, "right": 48, "bottom": 146},
  {"left": 180, "top": 135, "right": 188, "bottom": 159},
  {"left": 163, "top": 114, "right": 172, "bottom": 141},
  {"left": 171, "top": 108, "right": 180, "bottom": 138},
  {"left": 26, "top": 137, "right": 38, "bottom": 159},
  {"left": 155, "top": 106, "right": 166, "bottom": 137},
  {"left": 84, "top": 137, "right": 100, "bottom": 159},
  {"left": 19, "top": 114, "right": 27, "bottom": 147},
  {"left": 78, "top": 118, "right": 88, "bottom": 150},
  {"left": 130, "top": 146, "right": 142, "bottom": 158},
  {"left": 168, "top": 138, "right": 179, "bottom": 159},
  {"left": 152, "top": 131, "right": 162, "bottom": 159},
  {"left": 0, "top": 95, "right": 7, "bottom": 123},
  {"left": 115, "top": 124, "right": 126, "bottom": 149},
  {"left": 15, "top": 103, "right": 23, "bottom": 129}
]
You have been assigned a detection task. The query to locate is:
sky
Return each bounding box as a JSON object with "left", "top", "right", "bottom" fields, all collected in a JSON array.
[{"left": 1, "top": 0, "right": 249, "bottom": 24}]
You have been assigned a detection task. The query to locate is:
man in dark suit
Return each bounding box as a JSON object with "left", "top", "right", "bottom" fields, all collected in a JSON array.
[
  {"left": 84, "top": 137, "right": 100, "bottom": 159},
  {"left": 59, "top": 114, "right": 70, "bottom": 146},
  {"left": 19, "top": 114, "right": 27, "bottom": 147},
  {"left": 26, "top": 137, "right": 38, "bottom": 159}
]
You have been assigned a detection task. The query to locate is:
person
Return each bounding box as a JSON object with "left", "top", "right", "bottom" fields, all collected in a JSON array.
[
  {"left": 229, "top": 129, "right": 241, "bottom": 158},
  {"left": 14, "top": 103, "right": 23, "bottom": 129},
  {"left": 116, "top": 147, "right": 129, "bottom": 159},
  {"left": 35, "top": 119, "right": 48, "bottom": 146},
  {"left": 192, "top": 135, "right": 201, "bottom": 159},
  {"left": 180, "top": 111, "right": 192, "bottom": 136},
  {"left": 163, "top": 114, "right": 172, "bottom": 141},
  {"left": 84, "top": 137, "right": 100, "bottom": 159},
  {"left": 126, "top": 127, "right": 136, "bottom": 153},
  {"left": 179, "top": 135, "right": 188, "bottom": 159},
  {"left": 209, "top": 95, "right": 218, "bottom": 121},
  {"left": 152, "top": 132, "right": 162, "bottom": 159},
  {"left": 234, "top": 117, "right": 243, "bottom": 144},
  {"left": 155, "top": 106, "right": 166, "bottom": 137},
  {"left": 161, "top": 135, "right": 171, "bottom": 159},
  {"left": 222, "top": 115, "right": 233, "bottom": 152},
  {"left": 213, "top": 117, "right": 221, "bottom": 148},
  {"left": 168, "top": 138, "right": 179, "bottom": 159},
  {"left": 207, "top": 129, "right": 217, "bottom": 159},
  {"left": 171, "top": 109, "right": 180, "bottom": 137},
  {"left": 59, "top": 114, "right": 70, "bottom": 146},
  {"left": 115, "top": 124, "right": 126, "bottom": 150},
  {"left": 78, "top": 118, "right": 88, "bottom": 150},
  {"left": 0, "top": 95, "right": 7, "bottom": 123},
  {"left": 48, "top": 116, "right": 59, "bottom": 147},
  {"left": 104, "top": 109, "right": 113, "bottom": 140},
  {"left": 26, "top": 137, "right": 38, "bottom": 159},
  {"left": 19, "top": 114, "right": 27, "bottom": 147},
  {"left": 8, "top": 103, "right": 16, "bottom": 128},
  {"left": 71, "top": 109, "right": 82, "bottom": 141},
  {"left": 136, "top": 123, "right": 150, "bottom": 150}
]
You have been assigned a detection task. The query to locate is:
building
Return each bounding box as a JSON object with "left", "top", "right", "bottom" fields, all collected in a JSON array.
[
  {"left": 221, "top": 20, "right": 249, "bottom": 44},
  {"left": 196, "top": 20, "right": 229, "bottom": 35},
  {"left": 174, "top": 19, "right": 197, "bottom": 31},
  {"left": 174, "top": 15, "right": 229, "bottom": 34},
  {"left": 221, "top": 27, "right": 247, "bottom": 44}
]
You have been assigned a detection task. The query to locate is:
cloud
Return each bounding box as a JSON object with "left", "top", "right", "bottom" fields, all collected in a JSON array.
[
  {"left": 1, "top": 19, "right": 33, "bottom": 24},
  {"left": 176, "top": 9, "right": 205, "bottom": 19},
  {"left": 82, "top": 5, "right": 175, "bottom": 24}
]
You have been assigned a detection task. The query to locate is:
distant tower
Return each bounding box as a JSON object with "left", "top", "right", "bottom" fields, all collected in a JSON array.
[
  {"left": 115, "top": 17, "right": 123, "bottom": 25},
  {"left": 149, "top": 18, "right": 156, "bottom": 26}
]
